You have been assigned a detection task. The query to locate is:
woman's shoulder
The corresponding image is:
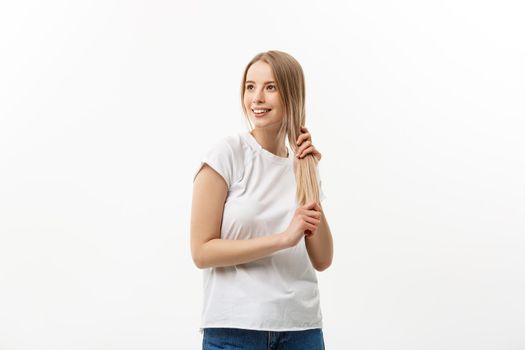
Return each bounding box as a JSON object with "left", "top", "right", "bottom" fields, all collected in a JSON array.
[
  {"left": 207, "top": 132, "right": 246, "bottom": 158},
  {"left": 198, "top": 132, "right": 250, "bottom": 187}
]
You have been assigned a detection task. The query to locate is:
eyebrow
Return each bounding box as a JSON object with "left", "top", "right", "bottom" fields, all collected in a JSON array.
[{"left": 245, "top": 80, "right": 276, "bottom": 85}]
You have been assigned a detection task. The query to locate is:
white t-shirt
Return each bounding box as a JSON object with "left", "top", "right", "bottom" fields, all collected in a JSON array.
[{"left": 193, "top": 130, "right": 327, "bottom": 333}]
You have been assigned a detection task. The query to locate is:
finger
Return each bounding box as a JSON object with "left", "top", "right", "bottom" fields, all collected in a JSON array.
[
  {"left": 303, "top": 210, "right": 320, "bottom": 219},
  {"left": 303, "top": 140, "right": 312, "bottom": 148},
  {"left": 296, "top": 134, "right": 304, "bottom": 146},
  {"left": 303, "top": 215, "right": 321, "bottom": 225},
  {"left": 295, "top": 142, "right": 306, "bottom": 155},
  {"left": 303, "top": 201, "right": 317, "bottom": 209},
  {"left": 296, "top": 133, "right": 310, "bottom": 146},
  {"left": 300, "top": 209, "right": 321, "bottom": 220},
  {"left": 305, "top": 209, "right": 322, "bottom": 219},
  {"left": 305, "top": 222, "right": 317, "bottom": 231},
  {"left": 297, "top": 142, "right": 312, "bottom": 158},
  {"left": 296, "top": 140, "right": 311, "bottom": 153},
  {"left": 299, "top": 145, "right": 314, "bottom": 158}
]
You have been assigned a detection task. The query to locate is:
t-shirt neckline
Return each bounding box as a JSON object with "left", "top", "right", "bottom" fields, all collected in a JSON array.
[{"left": 242, "top": 131, "right": 293, "bottom": 165}]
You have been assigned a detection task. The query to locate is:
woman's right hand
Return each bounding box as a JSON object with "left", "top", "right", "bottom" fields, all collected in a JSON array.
[{"left": 280, "top": 201, "right": 322, "bottom": 248}]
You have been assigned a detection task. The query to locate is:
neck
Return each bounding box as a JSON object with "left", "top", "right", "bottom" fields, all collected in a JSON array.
[{"left": 250, "top": 127, "right": 288, "bottom": 158}]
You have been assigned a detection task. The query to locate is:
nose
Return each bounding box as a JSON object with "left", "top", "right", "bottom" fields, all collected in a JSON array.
[{"left": 252, "top": 86, "right": 265, "bottom": 103}]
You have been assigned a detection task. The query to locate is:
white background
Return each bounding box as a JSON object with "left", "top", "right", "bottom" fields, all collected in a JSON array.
[{"left": 1, "top": 1, "right": 524, "bottom": 349}]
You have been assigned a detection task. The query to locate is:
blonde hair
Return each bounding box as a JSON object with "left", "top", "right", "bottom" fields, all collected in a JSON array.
[{"left": 240, "top": 50, "right": 321, "bottom": 206}]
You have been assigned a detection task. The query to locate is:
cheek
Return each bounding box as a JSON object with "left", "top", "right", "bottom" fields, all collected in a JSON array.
[{"left": 271, "top": 96, "right": 282, "bottom": 109}]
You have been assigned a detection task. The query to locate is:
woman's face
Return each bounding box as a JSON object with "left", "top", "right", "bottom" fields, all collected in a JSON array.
[{"left": 243, "top": 60, "right": 284, "bottom": 130}]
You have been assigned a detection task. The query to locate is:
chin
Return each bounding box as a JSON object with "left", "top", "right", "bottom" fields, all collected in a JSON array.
[
  {"left": 252, "top": 117, "right": 272, "bottom": 125},
  {"left": 253, "top": 121, "right": 281, "bottom": 132}
]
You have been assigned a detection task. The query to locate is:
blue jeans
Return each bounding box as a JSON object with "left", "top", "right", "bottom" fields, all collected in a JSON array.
[{"left": 202, "top": 327, "right": 325, "bottom": 350}]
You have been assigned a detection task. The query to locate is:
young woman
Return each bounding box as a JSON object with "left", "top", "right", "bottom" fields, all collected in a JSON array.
[{"left": 191, "top": 50, "right": 333, "bottom": 350}]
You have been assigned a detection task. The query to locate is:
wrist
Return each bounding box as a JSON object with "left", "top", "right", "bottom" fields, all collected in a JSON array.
[{"left": 277, "top": 231, "right": 291, "bottom": 250}]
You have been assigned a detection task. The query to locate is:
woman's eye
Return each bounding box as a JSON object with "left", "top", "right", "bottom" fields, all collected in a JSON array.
[{"left": 267, "top": 85, "right": 276, "bottom": 91}]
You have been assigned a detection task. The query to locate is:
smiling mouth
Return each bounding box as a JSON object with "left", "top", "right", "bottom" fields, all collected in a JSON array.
[{"left": 252, "top": 108, "right": 271, "bottom": 116}]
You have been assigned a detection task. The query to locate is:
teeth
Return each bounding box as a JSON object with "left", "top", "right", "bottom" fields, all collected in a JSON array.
[{"left": 253, "top": 109, "right": 270, "bottom": 113}]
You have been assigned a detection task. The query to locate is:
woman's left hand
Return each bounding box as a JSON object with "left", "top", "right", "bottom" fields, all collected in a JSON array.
[{"left": 296, "top": 127, "right": 322, "bottom": 161}]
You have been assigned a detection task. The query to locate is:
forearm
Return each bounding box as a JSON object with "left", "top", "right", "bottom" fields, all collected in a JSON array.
[
  {"left": 195, "top": 233, "right": 287, "bottom": 269},
  {"left": 305, "top": 212, "right": 333, "bottom": 271}
]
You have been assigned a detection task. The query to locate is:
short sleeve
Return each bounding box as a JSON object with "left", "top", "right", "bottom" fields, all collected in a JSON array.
[{"left": 193, "top": 137, "right": 238, "bottom": 189}]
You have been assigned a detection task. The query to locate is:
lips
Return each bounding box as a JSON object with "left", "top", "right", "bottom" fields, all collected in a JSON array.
[
  {"left": 252, "top": 108, "right": 271, "bottom": 113},
  {"left": 252, "top": 108, "right": 271, "bottom": 117}
]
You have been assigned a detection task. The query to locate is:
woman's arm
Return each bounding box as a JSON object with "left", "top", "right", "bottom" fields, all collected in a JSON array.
[
  {"left": 295, "top": 128, "right": 333, "bottom": 271},
  {"left": 305, "top": 203, "right": 333, "bottom": 271},
  {"left": 191, "top": 164, "right": 288, "bottom": 269}
]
